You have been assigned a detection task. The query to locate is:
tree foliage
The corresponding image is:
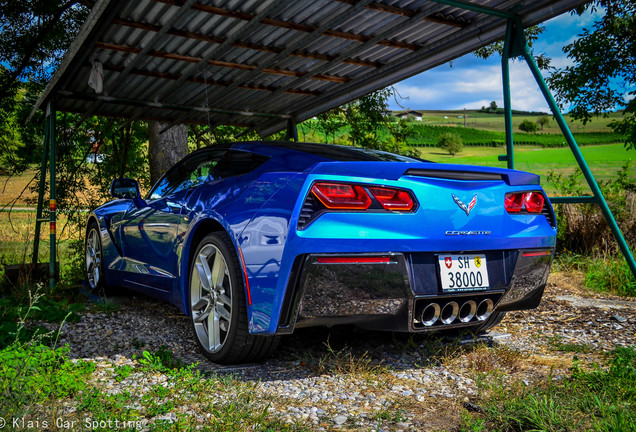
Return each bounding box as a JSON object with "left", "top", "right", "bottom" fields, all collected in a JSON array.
[
  {"left": 438, "top": 132, "right": 463, "bottom": 156},
  {"left": 537, "top": 116, "right": 550, "bottom": 130},
  {"left": 473, "top": 25, "right": 551, "bottom": 69},
  {"left": 548, "top": 0, "right": 636, "bottom": 150},
  {"left": 0, "top": 1, "right": 89, "bottom": 109},
  {"left": 519, "top": 119, "right": 538, "bottom": 133}
]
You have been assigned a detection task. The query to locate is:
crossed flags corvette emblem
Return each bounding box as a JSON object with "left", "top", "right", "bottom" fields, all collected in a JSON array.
[{"left": 452, "top": 194, "right": 477, "bottom": 216}]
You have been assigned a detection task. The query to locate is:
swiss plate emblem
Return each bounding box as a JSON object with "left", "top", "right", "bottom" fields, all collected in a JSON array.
[
  {"left": 445, "top": 257, "right": 453, "bottom": 269},
  {"left": 452, "top": 194, "right": 477, "bottom": 216},
  {"left": 474, "top": 256, "right": 482, "bottom": 268}
]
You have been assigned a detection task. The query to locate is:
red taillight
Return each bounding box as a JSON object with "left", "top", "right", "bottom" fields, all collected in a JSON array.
[
  {"left": 524, "top": 192, "right": 545, "bottom": 213},
  {"left": 311, "top": 183, "right": 371, "bottom": 210},
  {"left": 505, "top": 191, "right": 545, "bottom": 213},
  {"left": 369, "top": 187, "right": 414, "bottom": 211},
  {"left": 505, "top": 192, "right": 525, "bottom": 212},
  {"left": 316, "top": 256, "right": 392, "bottom": 264},
  {"left": 522, "top": 250, "right": 552, "bottom": 257}
]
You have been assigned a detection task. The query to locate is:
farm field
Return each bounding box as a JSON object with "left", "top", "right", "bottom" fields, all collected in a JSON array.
[
  {"left": 404, "top": 109, "right": 624, "bottom": 133},
  {"left": 417, "top": 143, "right": 635, "bottom": 195}
]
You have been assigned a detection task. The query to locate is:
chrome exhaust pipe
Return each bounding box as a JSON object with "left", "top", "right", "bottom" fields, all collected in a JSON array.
[
  {"left": 476, "top": 299, "right": 494, "bottom": 321},
  {"left": 420, "top": 303, "right": 440, "bottom": 326},
  {"left": 458, "top": 300, "right": 477, "bottom": 323},
  {"left": 440, "top": 301, "right": 459, "bottom": 325}
]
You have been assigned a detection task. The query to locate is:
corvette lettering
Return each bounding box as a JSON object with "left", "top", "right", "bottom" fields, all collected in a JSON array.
[{"left": 445, "top": 230, "right": 492, "bottom": 236}]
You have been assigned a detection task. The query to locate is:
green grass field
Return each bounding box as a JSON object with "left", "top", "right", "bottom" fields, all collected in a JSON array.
[
  {"left": 408, "top": 109, "right": 624, "bottom": 133},
  {"left": 417, "top": 143, "right": 635, "bottom": 195}
]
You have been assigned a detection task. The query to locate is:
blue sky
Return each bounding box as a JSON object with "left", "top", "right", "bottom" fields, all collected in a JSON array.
[{"left": 389, "top": 9, "right": 605, "bottom": 112}]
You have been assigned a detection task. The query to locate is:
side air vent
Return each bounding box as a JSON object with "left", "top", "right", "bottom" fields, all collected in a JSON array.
[
  {"left": 297, "top": 193, "right": 322, "bottom": 230},
  {"left": 404, "top": 169, "right": 504, "bottom": 181},
  {"left": 541, "top": 201, "right": 556, "bottom": 229}
]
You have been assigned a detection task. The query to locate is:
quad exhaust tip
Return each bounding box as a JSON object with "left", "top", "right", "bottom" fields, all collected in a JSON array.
[
  {"left": 476, "top": 299, "right": 494, "bottom": 321},
  {"left": 419, "top": 298, "right": 494, "bottom": 327},
  {"left": 420, "top": 303, "right": 440, "bottom": 326}
]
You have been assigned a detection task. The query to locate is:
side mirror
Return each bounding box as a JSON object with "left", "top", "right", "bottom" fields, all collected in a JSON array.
[{"left": 110, "top": 178, "right": 140, "bottom": 199}]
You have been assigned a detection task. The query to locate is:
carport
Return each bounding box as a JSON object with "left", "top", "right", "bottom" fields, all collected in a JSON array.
[{"left": 29, "top": 0, "right": 636, "bottom": 288}]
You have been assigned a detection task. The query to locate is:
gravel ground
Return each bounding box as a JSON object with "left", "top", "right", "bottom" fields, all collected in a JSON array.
[{"left": 44, "top": 271, "right": 636, "bottom": 430}]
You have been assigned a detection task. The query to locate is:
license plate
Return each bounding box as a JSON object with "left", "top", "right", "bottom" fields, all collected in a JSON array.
[{"left": 438, "top": 254, "right": 489, "bottom": 292}]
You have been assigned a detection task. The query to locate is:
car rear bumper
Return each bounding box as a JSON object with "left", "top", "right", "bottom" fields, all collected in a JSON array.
[{"left": 277, "top": 248, "right": 553, "bottom": 333}]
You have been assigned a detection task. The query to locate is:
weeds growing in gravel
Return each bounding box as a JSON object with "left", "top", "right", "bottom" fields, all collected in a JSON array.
[{"left": 462, "top": 347, "right": 636, "bottom": 431}]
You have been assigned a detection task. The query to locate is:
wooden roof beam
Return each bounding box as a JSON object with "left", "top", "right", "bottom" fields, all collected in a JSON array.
[
  {"left": 98, "top": 62, "right": 321, "bottom": 96},
  {"left": 96, "top": 41, "right": 350, "bottom": 83},
  {"left": 112, "top": 17, "right": 382, "bottom": 68},
  {"left": 152, "top": 0, "right": 440, "bottom": 51}
]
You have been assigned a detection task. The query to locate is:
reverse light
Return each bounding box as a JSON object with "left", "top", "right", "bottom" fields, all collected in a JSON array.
[
  {"left": 369, "top": 187, "right": 414, "bottom": 211},
  {"left": 505, "top": 191, "right": 545, "bottom": 214},
  {"left": 311, "top": 183, "right": 371, "bottom": 210}
]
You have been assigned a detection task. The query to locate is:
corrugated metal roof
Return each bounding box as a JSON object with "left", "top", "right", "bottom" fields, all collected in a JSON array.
[{"left": 33, "top": 0, "right": 589, "bottom": 136}]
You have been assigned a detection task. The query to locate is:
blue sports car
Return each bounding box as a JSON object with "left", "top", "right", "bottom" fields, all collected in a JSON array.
[{"left": 85, "top": 141, "right": 556, "bottom": 364}]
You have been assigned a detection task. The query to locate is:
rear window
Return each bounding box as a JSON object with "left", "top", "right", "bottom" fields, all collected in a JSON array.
[{"left": 271, "top": 142, "right": 421, "bottom": 162}]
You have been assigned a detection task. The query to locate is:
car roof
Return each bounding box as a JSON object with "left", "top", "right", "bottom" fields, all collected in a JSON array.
[{"left": 231, "top": 141, "right": 422, "bottom": 162}]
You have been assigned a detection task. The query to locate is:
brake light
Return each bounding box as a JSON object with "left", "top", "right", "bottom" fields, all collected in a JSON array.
[
  {"left": 505, "top": 191, "right": 545, "bottom": 213},
  {"left": 524, "top": 192, "right": 545, "bottom": 213},
  {"left": 311, "top": 183, "right": 372, "bottom": 210},
  {"left": 316, "top": 256, "right": 392, "bottom": 264},
  {"left": 505, "top": 192, "right": 524, "bottom": 212},
  {"left": 369, "top": 187, "right": 414, "bottom": 211}
]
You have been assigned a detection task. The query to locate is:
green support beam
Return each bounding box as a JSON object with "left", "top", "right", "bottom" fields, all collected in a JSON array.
[
  {"left": 501, "top": 18, "right": 636, "bottom": 278},
  {"left": 48, "top": 101, "right": 57, "bottom": 289},
  {"left": 32, "top": 101, "right": 57, "bottom": 288},
  {"left": 32, "top": 115, "right": 50, "bottom": 266},
  {"left": 501, "top": 20, "right": 514, "bottom": 169}
]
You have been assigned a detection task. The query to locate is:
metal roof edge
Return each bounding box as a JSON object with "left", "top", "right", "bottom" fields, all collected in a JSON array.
[
  {"left": 258, "top": 0, "right": 589, "bottom": 138},
  {"left": 28, "top": 0, "right": 115, "bottom": 122}
]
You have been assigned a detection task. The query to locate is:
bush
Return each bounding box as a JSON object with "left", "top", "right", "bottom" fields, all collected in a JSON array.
[
  {"left": 519, "top": 119, "right": 538, "bottom": 133},
  {"left": 548, "top": 163, "right": 636, "bottom": 256},
  {"left": 438, "top": 132, "right": 463, "bottom": 156}
]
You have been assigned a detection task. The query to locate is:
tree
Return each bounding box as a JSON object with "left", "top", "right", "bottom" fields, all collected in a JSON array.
[
  {"left": 315, "top": 109, "right": 345, "bottom": 143},
  {"left": 547, "top": 0, "right": 636, "bottom": 150},
  {"left": 148, "top": 122, "right": 188, "bottom": 185},
  {"left": 519, "top": 119, "right": 538, "bottom": 133},
  {"left": 0, "top": 1, "right": 89, "bottom": 111},
  {"left": 489, "top": 101, "right": 498, "bottom": 112},
  {"left": 537, "top": 116, "right": 550, "bottom": 131},
  {"left": 438, "top": 132, "right": 463, "bottom": 156}
]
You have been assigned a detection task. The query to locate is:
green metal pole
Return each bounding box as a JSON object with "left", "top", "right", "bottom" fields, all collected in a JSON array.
[
  {"left": 47, "top": 101, "right": 57, "bottom": 289},
  {"left": 501, "top": 20, "right": 514, "bottom": 170},
  {"left": 32, "top": 121, "right": 50, "bottom": 266},
  {"left": 518, "top": 27, "right": 636, "bottom": 278}
]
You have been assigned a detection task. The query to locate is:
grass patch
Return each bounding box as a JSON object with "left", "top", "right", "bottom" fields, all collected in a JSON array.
[
  {"left": 547, "top": 336, "right": 594, "bottom": 354},
  {"left": 0, "top": 342, "right": 96, "bottom": 419},
  {"left": 585, "top": 256, "right": 636, "bottom": 296},
  {"left": 462, "top": 347, "right": 636, "bottom": 432}
]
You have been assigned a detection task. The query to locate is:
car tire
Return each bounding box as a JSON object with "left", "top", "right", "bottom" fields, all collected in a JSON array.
[
  {"left": 472, "top": 311, "right": 507, "bottom": 333},
  {"left": 85, "top": 222, "right": 107, "bottom": 295},
  {"left": 189, "top": 232, "right": 279, "bottom": 364}
]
